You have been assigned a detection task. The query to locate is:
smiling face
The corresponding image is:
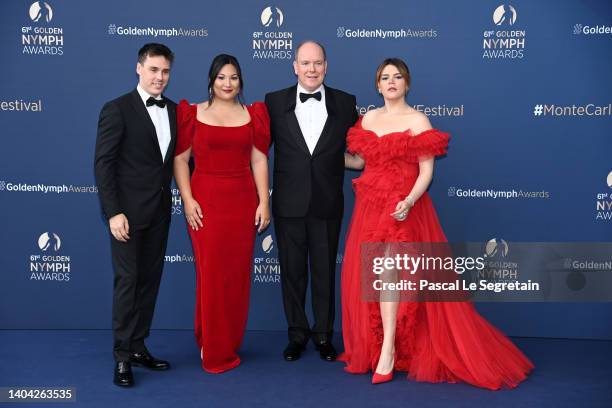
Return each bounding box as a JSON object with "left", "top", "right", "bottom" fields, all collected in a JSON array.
[
  {"left": 377, "top": 64, "right": 409, "bottom": 101},
  {"left": 136, "top": 55, "right": 171, "bottom": 97},
  {"left": 212, "top": 63, "right": 241, "bottom": 102},
  {"left": 293, "top": 42, "right": 327, "bottom": 92}
]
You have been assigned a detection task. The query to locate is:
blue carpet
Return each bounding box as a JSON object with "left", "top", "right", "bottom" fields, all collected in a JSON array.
[{"left": 0, "top": 331, "right": 610, "bottom": 408}]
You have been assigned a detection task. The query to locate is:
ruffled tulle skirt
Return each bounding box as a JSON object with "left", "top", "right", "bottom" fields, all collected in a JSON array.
[{"left": 338, "top": 193, "right": 534, "bottom": 390}]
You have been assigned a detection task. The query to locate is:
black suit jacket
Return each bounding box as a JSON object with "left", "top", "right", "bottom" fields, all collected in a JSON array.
[
  {"left": 265, "top": 85, "right": 358, "bottom": 219},
  {"left": 94, "top": 89, "right": 177, "bottom": 226}
]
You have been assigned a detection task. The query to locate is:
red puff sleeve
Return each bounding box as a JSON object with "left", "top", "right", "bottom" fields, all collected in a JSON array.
[
  {"left": 175, "top": 99, "right": 196, "bottom": 156},
  {"left": 347, "top": 118, "right": 375, "bottom": 156},
  {"left": 346, "top": 116, "right": 367, "bottom": 155},
  {"left": 406, "top": 129, "right": 450, "bottom": 162},
  {"left": 247, "top": 102, "right": 271, "bottom": 157}
]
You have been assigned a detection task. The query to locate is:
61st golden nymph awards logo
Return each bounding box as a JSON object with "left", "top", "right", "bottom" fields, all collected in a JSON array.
[
  {"left": 594, "top": 171, "right": 612, "bottom": 221},
  {"left": 29, "top": 232, "right": 71, "bottom": 282},
  {"left": 480, "top": 238, "right": 519, "bottom": 283},
  {"left": 482, "top": 4, "right": 526, "bottom": 60},
  {"left": 253, "top": 234, "right": 280, "bottom": 283},
  {"left": 20, "top": 1, "right": 64, "bottom": 56},
  {"left": 252, "top": 6, "right": 293, "bottom": 60}
]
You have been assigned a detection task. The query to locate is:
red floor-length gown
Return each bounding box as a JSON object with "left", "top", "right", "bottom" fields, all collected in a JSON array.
[
  {"left": 338, "top": 118, "right": 534, "bottom": 390},
  {"left": 176, "top": 100, "right": 270, "bottom": 373}
]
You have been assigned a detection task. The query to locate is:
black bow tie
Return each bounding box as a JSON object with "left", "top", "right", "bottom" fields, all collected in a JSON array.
[
  {"left": 146, "top": 96, "right": 166, "bottom": 108},
  {"left": 299, "top": 91, "right": 321, "bottom": 103}
]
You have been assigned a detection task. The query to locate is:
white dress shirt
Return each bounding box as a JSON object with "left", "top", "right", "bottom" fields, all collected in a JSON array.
[
  {"left": 295, "top": 84, "right": 327, "bottom": 154},
  {"left": 137, "top": 84, "right": 171, "bottom": 161}
]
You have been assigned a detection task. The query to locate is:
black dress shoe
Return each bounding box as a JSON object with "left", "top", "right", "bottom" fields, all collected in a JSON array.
[
  {"left": 130, "top": 350, "right": 170, "bottom": 370},
  {"left": 113, "top": 361, "right": 134, "bottom": 387},
  {"left": 283, "top": 342, "right": 305, "bottom": 361},
  {"left": 315, "top": 342, "right": 337, "bottom": 361}
]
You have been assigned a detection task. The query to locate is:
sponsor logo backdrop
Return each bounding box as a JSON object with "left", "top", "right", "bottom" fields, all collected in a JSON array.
[{"left": 1, "top": 0, "right": 611, "bottom": 339}]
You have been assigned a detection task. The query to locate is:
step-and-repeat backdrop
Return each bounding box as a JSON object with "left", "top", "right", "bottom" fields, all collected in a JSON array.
[{"left": 1, "top": 0, "right": 611, "bottom": 339}]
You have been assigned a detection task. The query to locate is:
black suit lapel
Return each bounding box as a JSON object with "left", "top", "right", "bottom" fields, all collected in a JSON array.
[
  {"left": 129, "top": 89, "right": 164, "bottom": 162},
  {"left": 311, "top": 85, "right": 337, "bottom": 157},
  {"left": 284, "top": 86, "right": 311, "bottom": 156},
  {"left": 164, "top": 101, "right": 177, "bottom": 163},
  {"left": 130, "top": 89, "right": 156, "bottom": 135}
]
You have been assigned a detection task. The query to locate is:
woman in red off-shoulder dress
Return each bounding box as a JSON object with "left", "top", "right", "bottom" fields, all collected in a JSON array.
[
  {"left": 174, "top": 54, "right": 270, "bottom": 373},
  {"left": 339, "top": 58, "right": 534, "bottom": 389}
]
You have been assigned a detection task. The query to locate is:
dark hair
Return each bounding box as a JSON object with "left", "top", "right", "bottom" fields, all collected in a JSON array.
[
  {"left": 207, "top": 54, "right": 244, "bottom": 106},
  {"left": 137, "top": 43, "right": 174, "bottom": 65},
  {"left": 375, "top": 58, "right": 411, "bottom": 91},
  {"left": 295, "top": 40, "right": 327, "bottom": 61}
]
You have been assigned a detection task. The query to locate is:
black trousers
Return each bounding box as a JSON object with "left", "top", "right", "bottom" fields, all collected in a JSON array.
[
  {"left": 274, "top": 215, "right": 342, "bottom": 346},
  {"left": 110, "top": 215, "right": 170, "bottom": 361}
]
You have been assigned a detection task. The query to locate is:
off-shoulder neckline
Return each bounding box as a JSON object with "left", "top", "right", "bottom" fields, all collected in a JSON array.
[{"left": 356, "top": 117, "right": 438, "bottom": 139}]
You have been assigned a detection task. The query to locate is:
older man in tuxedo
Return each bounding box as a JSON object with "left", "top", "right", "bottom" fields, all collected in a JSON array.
[{"left": 265, "top": 41, "right": 358, "bottom": 362}]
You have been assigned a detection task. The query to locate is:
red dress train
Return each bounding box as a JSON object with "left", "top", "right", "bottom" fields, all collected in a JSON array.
[
  {"left": 176, "top": 100, "right": 270, "bottom": 373},
  {"left": 338, "top": 119, "right": 534, "bottom": 390}
]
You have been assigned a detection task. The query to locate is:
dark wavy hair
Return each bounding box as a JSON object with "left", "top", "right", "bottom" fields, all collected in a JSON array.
[{"left": 207, "top": 54, "right": 244, "bottom": 106}]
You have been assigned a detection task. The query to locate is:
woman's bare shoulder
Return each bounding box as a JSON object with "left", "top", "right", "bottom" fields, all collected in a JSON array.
[{"left": 404, "top": 107, "right": 432, "bottom": 134}]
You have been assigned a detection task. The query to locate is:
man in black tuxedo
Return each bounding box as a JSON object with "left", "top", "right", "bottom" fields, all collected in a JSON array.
[
  {"left": 94, "top": 43, "right": 177, "bottom": 387},
  {"left": 265, "top": 41, "right": 358, "bottom": 362}
]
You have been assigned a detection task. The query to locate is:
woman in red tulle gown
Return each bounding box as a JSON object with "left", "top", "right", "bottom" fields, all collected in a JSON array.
[
  {"left": 339, "top": 58, "right": 533, "bottom": 389},
  {"left": 174, "top": 54, "right": 270, "bottom": 373}
]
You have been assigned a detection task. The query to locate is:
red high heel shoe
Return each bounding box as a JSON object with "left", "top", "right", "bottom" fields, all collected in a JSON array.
[{"left": 372, "top": 352, "right": 395, "bottom": 384}]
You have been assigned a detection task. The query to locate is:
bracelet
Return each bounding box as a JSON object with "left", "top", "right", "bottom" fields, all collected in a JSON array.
[{"left": 404, "top": 196, "right": 415, "bottom": 207}]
